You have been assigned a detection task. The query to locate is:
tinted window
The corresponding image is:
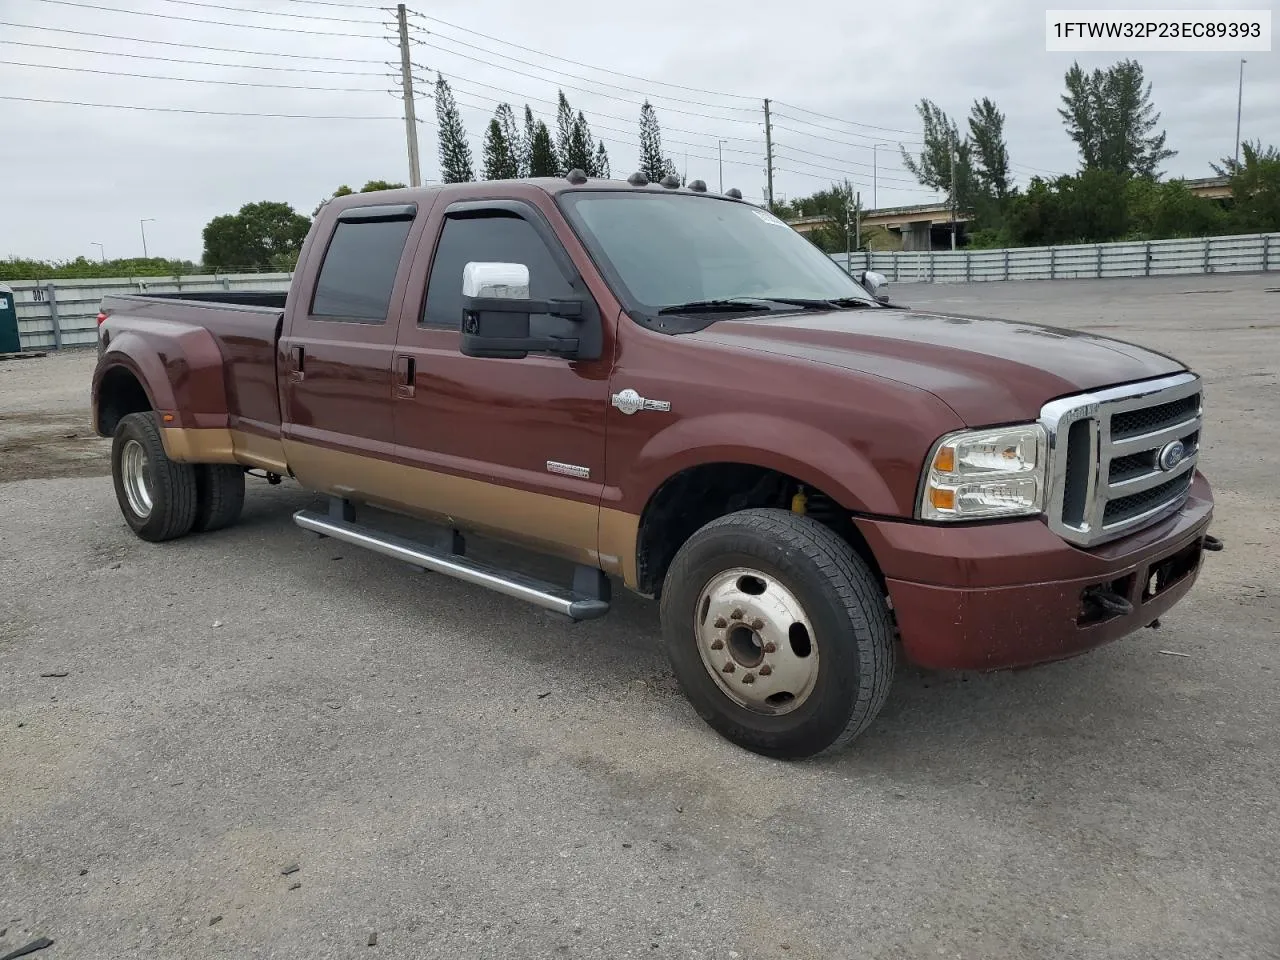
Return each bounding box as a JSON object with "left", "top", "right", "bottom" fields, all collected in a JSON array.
[
  {"left": 422, "top": 214, "right": 573, "bottom": 331},
  {"left": 311, "top": 217, "right": 414, "bottom": 321}
]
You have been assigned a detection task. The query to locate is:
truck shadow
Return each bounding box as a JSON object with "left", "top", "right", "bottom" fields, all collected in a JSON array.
[{"left": 231, "top": 481, "right": 1176, "bottom": 785}]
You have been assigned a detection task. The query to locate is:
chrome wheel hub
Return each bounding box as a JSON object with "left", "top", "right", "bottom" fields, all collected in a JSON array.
[
  {"left": 120, "top": 438, "right": 154, "bottom": 519},
  {"left": 694, "top": 567, "right": 818, "bottom": 715}
]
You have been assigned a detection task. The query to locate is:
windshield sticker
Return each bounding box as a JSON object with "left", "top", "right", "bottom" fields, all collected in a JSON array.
[{"left": 750, "top": 208, "right": 788, "bottom": 227}]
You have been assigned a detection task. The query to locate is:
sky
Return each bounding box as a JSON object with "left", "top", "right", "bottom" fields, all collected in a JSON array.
[{"left": 0, "top": 0, "right": 1276, "bottom": 264}]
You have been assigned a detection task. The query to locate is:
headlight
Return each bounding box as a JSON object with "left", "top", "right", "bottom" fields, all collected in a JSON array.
[{"left": 918, "top": 425, "right": 1047, "bottom": 520}]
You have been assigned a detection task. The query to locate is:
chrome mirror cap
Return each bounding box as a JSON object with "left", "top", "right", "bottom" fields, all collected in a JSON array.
[{"left": 462, "top": 262, "right": 530, "bottom": 299}]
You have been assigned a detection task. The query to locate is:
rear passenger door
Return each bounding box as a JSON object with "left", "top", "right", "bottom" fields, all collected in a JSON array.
[
  {"left": 390, "top": 200, "right": 612, "bottom": 564},
  {"left": 279, "top": 202, "right": 421, "bottom": 499}
]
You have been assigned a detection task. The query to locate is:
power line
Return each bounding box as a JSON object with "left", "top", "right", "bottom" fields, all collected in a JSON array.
[
  {"left": 4, "top": 38, "right": 387, "bottom": 75},
  {"left": 416, "top": 34, "right": 760, "bottom": 117},
  {"left": 773, "top": 114, "right": 925, "bottom": 148},
  {"left": 0, "top": 94, "right": 410, "bottom": 120},
  {"left": 773, "top": 150, "right": 927, "bottom": 186},
  {"left": 771, "top": 100, "right": 921, "bottom": 137},
  {"left": 407, "top": 10, "right": 759, "bottom": 102},
  {"left": 773, "top": 142, "right": 923, "bottom": 178},
  {"left": 152, "top": 0, "right": 384, "bottom": 25},
  {"left": 24, "top": 0, "right": 387, "bottom": 38},
  {"left": 0, "top": 58, "right": 394, "bottom": 93},
  {"left": 4, "top": 34, "right": 765, "bottom": 155},
  {"left": 0, "top": 19, "right": 388, "bottom": 62},
  {"left": 247, "top": 0, "right": 377, "bottom": 8},
  {"left": 774, "top": 167, "right": 938, "bottom": 196},
  {"left": 421, "top": 41, "right": 758, "bottom": 125}
]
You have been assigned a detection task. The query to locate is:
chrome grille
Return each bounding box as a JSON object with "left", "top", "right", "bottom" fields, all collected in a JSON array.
[{"left": 1040, "top": 372, "right": 1202, "bottom": 547}]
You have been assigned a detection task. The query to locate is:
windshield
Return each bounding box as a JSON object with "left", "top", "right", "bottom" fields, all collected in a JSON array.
[{"left": 557, "top": 191, "right": 876, "bottom": 314}]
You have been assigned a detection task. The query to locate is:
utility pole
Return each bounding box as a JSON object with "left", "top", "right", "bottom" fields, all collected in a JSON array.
[
  {"left": 949, "top": 147, "right": 957, "bottom": 251},
  {"left": 396, "top": 4, "right": 422, "bottom": 188},
  {"left": 1234, "top": 58, "right": 1247, "bottom": 169},
  {"left": 844, "top": 179, "right": 852, "bottom": 275},
  {"left": 717, "top": 140, "right": 725, "bottom": 193},
  {"left": 855, "top": 190, "right": 861, "bottom": 253},
  {"left": 91, "top": 242, "right": 105, "bottom": 263},
  {"left": 763, "top": 98, "right": 775, "bottom": 210},
  {"left": 140, "top": 218, "right": 155, "bottom": 259}
]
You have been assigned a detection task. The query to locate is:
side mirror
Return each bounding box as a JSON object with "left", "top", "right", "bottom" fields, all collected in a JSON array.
[
  {"left": 856, "top": 270, "right": 890, "bottom": 303},
  {"left": 459, "top": 262, "right": 584, "bottom": 360}
]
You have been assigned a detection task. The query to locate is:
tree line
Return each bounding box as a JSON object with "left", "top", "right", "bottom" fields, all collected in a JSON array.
[
  {"left": 782, "top": 58, "right": 1280, "bottom": 252},
  {"left": 192, "top": 81, "right": 685, "bottom": 271},
  {"left": 434, "top": 74, "right": 678, "bottom": 184}
]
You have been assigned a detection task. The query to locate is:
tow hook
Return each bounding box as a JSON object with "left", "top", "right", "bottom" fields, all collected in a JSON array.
[
  {"left": 1082, "top": 588, "right": 1134, "bottom": 617},
  {"left": 1203, "top": 534, "right": 1224, "bottom": 552}
]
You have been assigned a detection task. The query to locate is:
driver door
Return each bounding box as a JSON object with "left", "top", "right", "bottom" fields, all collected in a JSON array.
[{"left": 390, "top": 199, "right": 612, "bottom": 565}]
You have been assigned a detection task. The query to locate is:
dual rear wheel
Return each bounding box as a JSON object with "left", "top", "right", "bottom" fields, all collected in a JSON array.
[{"left": 111, "top": 412, "right": 245, "bottom": 542}]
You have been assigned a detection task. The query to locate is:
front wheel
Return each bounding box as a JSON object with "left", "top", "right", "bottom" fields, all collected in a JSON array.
[{"left": 659, "top": 508, "right": 895, "bottom": 759}]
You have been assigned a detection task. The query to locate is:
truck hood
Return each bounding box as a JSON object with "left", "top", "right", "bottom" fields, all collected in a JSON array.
[{"left": 691, "top": 307, "right": 1185, "bottom": 425}]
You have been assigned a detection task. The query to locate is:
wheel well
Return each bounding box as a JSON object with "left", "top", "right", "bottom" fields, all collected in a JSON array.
[
  {"left": 634, "top": 463, "right": 883, "bottom": 597},
  {"left": 97, "top": 366, "right": 152, "bottom": 437}
]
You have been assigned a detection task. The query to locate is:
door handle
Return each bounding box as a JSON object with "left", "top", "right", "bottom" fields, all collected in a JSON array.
[
  {"left": 289, "top": 345, "right": 305, "bottom": 382},
  {"left": 394, "top": 354, "right": 416, "bottom": 399}
]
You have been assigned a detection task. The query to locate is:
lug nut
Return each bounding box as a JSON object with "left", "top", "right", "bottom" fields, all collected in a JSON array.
[
  {"left": 722, "top": 661, "right": 735, "bottom": 673},
  {"left": 730, "top": 608, "right": 744, "bottom": 621},
  {"left": 759, "top": 664, "right": 772, "bottom": 676},
  {"left": 713, "top": 617, "right": 727, "bottom": 629},
  {"left": 710, "top": 639, "right": 724, "bottom": 650},
  {"left": 763, "top": 642, "right": 777, "bottom": 653},
  {"left": 750, "top": 618, "right": 765, "bottom": 631},
  {"left": 742, "top": 673, "right": 755, "bottom": 684}
]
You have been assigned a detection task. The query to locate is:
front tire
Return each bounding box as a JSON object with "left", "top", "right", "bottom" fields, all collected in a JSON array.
[
  {"left": 111, "top": 412, "right": 198, "bottom": 542},
  {"left": 659, "top": 508, "right": 895, "bottom": 759}
]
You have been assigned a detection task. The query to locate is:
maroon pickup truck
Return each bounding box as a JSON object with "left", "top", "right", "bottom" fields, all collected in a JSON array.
[{"left": 92, "top": 173, "right": 1217, "bottom": 758}]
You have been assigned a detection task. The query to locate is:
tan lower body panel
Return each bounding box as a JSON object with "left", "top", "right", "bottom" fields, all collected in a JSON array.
[
  {"left": 598, "top": 508, "right": 640, "bottom": 588},
  {"left": 284, "top": 439, "right": 641, "bottom": 585},
  {"left": 160, "top": 430, "right": 642, "bottom": 588},
  {"left": 161, "top": 427, "right": 288, "bottom": 473}
]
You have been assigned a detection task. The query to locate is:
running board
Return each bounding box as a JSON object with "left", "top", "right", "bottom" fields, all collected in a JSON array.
[{"left": 293, "top": 510, "right": 611, "bottom": 621}]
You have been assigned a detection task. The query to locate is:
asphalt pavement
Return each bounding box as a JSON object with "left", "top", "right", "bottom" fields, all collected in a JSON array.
[{"left": 1, "top": 274, "right": 1277, "bottom": 959}]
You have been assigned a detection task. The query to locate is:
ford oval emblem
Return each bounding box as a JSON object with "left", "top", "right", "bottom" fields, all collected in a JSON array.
[{"left": 1158, "top": 439, "right": 1186, "bottom": 472}]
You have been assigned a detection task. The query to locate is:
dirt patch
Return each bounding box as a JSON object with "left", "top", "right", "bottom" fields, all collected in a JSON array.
[{"left": 0, "top": 411, "right": 110, "bottom": 482}]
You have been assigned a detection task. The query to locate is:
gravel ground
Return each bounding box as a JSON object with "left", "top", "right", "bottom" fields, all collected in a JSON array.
[{"left": 1, "top": 274, "right": 1277, "bottom": 959}]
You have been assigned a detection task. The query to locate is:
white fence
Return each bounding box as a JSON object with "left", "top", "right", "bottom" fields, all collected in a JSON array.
[
  {"left": 6, "top": 272, "right": 293, "bottom": 351},
  {"left": 832, "top": 232, "right": 1280, "bottom": 283},
  {"left": 9, "top": 233, "right": 1280, "bottom": 350}
]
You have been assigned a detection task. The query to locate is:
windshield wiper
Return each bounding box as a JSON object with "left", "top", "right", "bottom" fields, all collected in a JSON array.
[
  {"left": 760, "top": 297, "right": 875, "bottom": 310},
  {"left": 657, "top": 298, "right": 777, "bottom": 315},
  {"left": 657, "top": 296, "right": 877, "bottom": 315}
]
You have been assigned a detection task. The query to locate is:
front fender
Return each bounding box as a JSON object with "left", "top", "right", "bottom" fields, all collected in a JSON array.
[{"left": 625, "top": 412, "right": 900, "bottom": 516}]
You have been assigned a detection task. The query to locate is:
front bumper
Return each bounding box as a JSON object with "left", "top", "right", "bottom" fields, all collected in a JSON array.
[{"left": 854, "top": 472, "right": 1215, "bottom": 670}]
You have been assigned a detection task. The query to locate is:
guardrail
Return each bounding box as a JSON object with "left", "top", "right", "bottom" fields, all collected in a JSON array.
[
  {"left": 832, "top": 232, "right": 1280, "bottom": 283},
  {"left": 6, "top": 272, "right": 293, "bottom": 351}
]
